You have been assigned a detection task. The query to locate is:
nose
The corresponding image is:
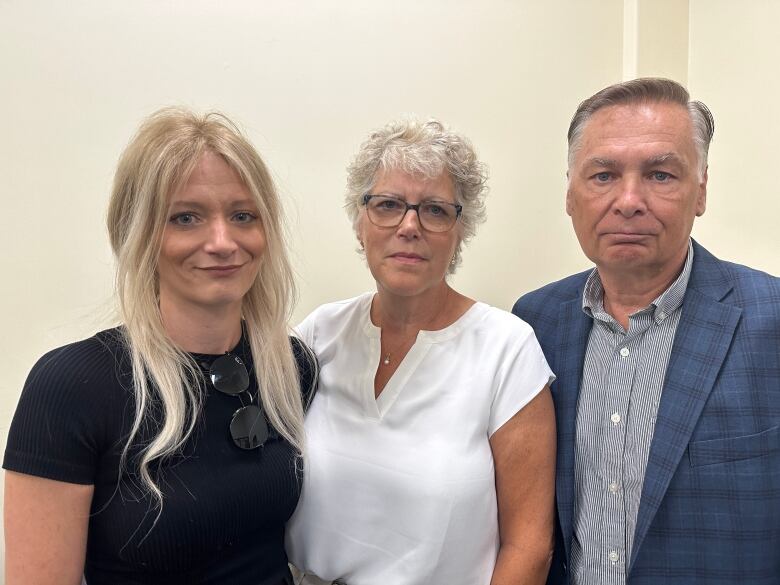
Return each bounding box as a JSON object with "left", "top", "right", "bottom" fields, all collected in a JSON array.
[
  {"left": 612, "top": 175, "right": 648, "bottom": 217},
  {"left": 395, "top": 207, "right": 422, "bottom": 238},
  {"left": 203, "top": 218, "right": 239, "bottom": 255}
]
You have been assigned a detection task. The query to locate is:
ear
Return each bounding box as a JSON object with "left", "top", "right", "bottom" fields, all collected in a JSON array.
[
  {"left": 695, "top": 167, "right": 708, "bottom": 217},
  {"left": 356, "top": 217, "right": 366, "bottom": 249},
  {"left": 565, "top": 184, "right": 574, "bottom": 217}
]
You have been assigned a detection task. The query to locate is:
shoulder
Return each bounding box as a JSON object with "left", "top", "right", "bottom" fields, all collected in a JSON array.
[
  {"left": 464, "top": 304, "right": 551, "bottom": 367},
  {"left": 512, "top": 270, "right": 590, "bottom": 324},
  {"left": 724, "top": 263, "right": 780, "bottom": 305},
  {"left": 468, "top": 305, "right": 555, "bottom": 433},
  {"left": 691, "top": 243, "right": 780, "bottom": 309},
  {"left": 718, "top": 260, "right": 780, "bottom": 298},
  {"left": 295, "top": 292, "right": 372, "bottom": 345},
  {"left": 472, "top": 303, "right": 538, "bottom": 341},
  {"left": 5, "top": 327, "right": 130, "bottom": 483},
  {"left": 300, "top": 293, "right": 372, "bottom": 324},
  {"left": 24, "top": 327, "right": 129, "bottom": 400}
]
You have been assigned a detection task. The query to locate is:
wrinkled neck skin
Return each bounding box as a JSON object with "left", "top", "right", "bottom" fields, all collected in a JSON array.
[
  {"left": 598, "top": 251, "right": 686, "bottom": 330},
  {"left": 371, "top": 280, "right": 470, "bottom": 335}
]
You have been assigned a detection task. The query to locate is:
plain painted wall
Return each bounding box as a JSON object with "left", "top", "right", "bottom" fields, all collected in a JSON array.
[{"left": 0, "top": 0, "right": 777, "bottom": 576}]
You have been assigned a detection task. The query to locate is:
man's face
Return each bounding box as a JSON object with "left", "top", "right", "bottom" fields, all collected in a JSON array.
[{"left": 566, "top": 101, "right": 707, "bottom": 279}]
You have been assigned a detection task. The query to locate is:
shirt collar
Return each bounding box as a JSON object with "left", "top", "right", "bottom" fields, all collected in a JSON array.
[{"left": 582, "top": 239, "right": 694, "bottom": 324}]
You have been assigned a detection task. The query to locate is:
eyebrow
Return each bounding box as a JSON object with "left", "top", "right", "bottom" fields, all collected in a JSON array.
[
  {"left": 583, "top": 157, "right": 618, "bottom": 169},
  {"left": 168, "top": 198, "right": 258, "bottom": 209},
  {"left": 645, "top": 152, "right": 684, "bottom": 167},
  {"left": 375, "top": 192, "right": 455, "bottom": 203},
  {"left": 582, "top": 153, "right": 686, "bottom": 169}
]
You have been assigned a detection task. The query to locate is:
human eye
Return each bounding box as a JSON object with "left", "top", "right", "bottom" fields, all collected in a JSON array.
[
  {"left": 373, "top": 196, "right": 403, "bottom": 211},
  {"left": 422, "top": 202, "right": 451, "bottom": 218},
  {"left": 592, "top": 171, "right": 613, "bottom": 183},
  {"left": 169, "top": 212, "right": 198, "bottom": 226},
  {"left": 232, "top": 211, "right": 258, "bottom": 223},
  {"left": 649, "top": 171, "right": 673, "bottom": 182}
]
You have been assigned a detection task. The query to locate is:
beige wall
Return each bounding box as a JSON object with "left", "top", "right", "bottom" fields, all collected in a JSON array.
[
  {"left": 687, "top": 0, "right": 780, "bottom": 272},
  {"left": 0, "top": 0, "right": 777, "bottom": 575}
]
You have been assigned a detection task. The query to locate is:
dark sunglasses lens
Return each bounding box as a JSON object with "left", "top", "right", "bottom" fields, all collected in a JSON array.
[
  {"left": 230, "top": 404, "right": 269, "bottom": 450},
  {"left": 210, "top": 354, "right": 250, "bottom": 396}
]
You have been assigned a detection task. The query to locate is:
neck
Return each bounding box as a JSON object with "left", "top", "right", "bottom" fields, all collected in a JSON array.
[
  {"left": 371, "top": 281, "right": 464, "bottom": 334},
  {"left": 160, "top": 296, "right": 243, "bottom": 354},
  {"left": 598, "top": 254, "right": 687, "bottom": 330}
]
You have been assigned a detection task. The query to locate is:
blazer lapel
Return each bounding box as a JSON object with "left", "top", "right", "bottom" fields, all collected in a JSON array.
[
  {"left": 630, "top": 244, "right": 742, "bottom": 569},
  {"left": 554, "top": 294, "right": 592, "bottom": 561}
]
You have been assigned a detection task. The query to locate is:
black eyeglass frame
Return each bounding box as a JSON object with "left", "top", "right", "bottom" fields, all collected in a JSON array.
[
  {"left": 207, "top": 353, "right": 272, "bottom": 451},
  {"left": 361, "top": 193, "right": 463, "bottom": 233}
]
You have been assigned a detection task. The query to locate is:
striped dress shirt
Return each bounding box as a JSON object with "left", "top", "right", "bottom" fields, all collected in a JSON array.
[{"left": 570, "top": 241, "right": 694, "bottom": 585}]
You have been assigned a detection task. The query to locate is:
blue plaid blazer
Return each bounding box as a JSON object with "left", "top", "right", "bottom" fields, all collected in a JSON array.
[{"left": 512, "top": 241, "right": 780, "bottom": 585}]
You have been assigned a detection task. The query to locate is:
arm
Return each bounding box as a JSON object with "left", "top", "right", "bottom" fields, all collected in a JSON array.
[
  {"left": 489, "top": 386, "right": 556, "bottom": 585},
  {"left": 5, "top": 471, "right": 93, "bottom": 585}
]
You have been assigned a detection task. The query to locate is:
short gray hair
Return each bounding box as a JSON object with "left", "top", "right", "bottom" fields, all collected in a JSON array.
[
  {"left": 567, "top": 78, "right": 715, "bottom": 176},
  {"left": 345, "top": 118, "right": 488, "bottom": 273}
]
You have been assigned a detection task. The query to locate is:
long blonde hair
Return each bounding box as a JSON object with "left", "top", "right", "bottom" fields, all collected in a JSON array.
[{"left": 106, "top": 107, "right": 305, "bottom": 509}]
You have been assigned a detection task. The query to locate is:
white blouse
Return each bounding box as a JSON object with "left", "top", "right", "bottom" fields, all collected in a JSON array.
[{"left": 286, "top": 293, "right": 554, "bottom": 585}]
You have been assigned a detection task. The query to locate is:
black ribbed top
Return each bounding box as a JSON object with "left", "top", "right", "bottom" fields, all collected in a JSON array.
[{"left": 4, "top": 327, "right": 316, "bottom": 585}]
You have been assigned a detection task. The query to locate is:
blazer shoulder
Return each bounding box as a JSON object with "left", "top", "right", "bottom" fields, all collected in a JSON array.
[
  {"left": 690, "top": 246, "right": 780, "bottom": 338},
  {"left": 691, "top": 240, "right": 780, "bottom": 303},
  {"left": 723, "top": 260, "right": 780, "bottom": 296},
  {"left": 721, "top": 261, "right": 780, "bottom": 331}
]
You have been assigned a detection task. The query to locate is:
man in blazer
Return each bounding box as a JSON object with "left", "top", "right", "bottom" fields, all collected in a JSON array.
[{"left": 513, "top": 78, "right": 780, "bottom": 585}]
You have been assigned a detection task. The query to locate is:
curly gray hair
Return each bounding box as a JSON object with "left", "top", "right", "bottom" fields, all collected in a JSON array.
[{"left": 345, "top": 118, "right": 488, "bottom": 273}]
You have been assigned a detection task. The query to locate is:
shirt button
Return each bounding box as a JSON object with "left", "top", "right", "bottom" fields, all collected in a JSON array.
[
  {"left": 611, "top": 412, "right": 621, "bottom": 424},
  {"left": 619, "top": 347, "right": 630, "bottom": 357},
  {"left": 609, "top": 550, "right": 619, "bottom": 563},
  {"left": 609, "top": 482, "right": 619, "bottom": 493},
  {"left": 657, "top": 310, "right": 667, "bottom": 320}
]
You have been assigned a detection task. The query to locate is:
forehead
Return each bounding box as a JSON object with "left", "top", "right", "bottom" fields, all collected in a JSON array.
[
  {"left": 576, "top": 102, "right": 696, "bottom": 165},
  {"left": 185, "top": 151, "right": 245, "bottom": 187},
  {"left": 373, "top": 167, "right": 456, "bottom": 201},
  {"left": 169, "top": 151, "right": 251, "bottom": 203}
]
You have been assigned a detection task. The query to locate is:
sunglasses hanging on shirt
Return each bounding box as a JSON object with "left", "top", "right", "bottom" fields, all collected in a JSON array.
[{"left": 207, "top": 353, "right": 271, "bottom": 450}]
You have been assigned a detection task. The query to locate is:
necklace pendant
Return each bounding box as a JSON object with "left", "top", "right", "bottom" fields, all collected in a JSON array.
[{"left": 383, "top": 354, "right": 391, "bottom": 365}]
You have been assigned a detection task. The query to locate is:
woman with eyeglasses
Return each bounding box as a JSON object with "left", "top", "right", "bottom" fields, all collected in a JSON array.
[
  {"left": 4, "top": 108, "right": 315, "bottom": 585},
  {"left": 286, "top": 119, "right": 556, "bottom": 585}
]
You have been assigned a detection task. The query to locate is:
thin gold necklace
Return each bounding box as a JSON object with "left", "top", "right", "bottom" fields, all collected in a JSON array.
[{"left": 381, "top": 332, "right": 417, "bottom": 365}]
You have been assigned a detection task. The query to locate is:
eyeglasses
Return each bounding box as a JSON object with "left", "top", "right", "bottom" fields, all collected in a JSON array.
[
  {"left": 362, "top": 194, "right": 462, "bottom": 233},
  {"left": 208, "top": 353, "right": 270, "bottom": 450}
]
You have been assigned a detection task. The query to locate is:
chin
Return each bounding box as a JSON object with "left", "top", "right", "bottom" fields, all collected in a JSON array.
[
  {"left": 377, "top": 276, "right": 441, "bottom": 298},
  {"left": 197, "top": 286, "right": 252, "bottom": 309},
  {"left": 598, "top": 254, "right": 655, "bottom": 274}
]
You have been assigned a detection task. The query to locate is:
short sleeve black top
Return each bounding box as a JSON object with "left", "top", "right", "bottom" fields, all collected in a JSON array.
[{"left": 3, "top": 327, "right": 316, "bottom": 585}]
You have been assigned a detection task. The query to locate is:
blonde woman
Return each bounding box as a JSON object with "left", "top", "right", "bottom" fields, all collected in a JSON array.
[
  {"left": 287, "top": 119, "right": 556, "bottom": 585},
  {"left": 4, "top": 108, "right": 314, "bottom": 585}
]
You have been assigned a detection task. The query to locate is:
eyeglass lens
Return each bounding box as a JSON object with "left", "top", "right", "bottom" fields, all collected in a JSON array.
[
  {"left": 365, "top": 195, "right": 458, "bottom": 232},
  {"left": 210, "top": 354, "right": 250, "bottom": 395},
  {"left": 208, "top": 353, "right": 270, "bottom": 450},
  {"left": 230, "top": 404, "right": 269, "bottom": 450}
]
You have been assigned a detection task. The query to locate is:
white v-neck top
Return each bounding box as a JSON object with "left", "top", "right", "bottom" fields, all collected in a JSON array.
[{"left": 286, "top": 293, "right": 554, "bottom": 585}]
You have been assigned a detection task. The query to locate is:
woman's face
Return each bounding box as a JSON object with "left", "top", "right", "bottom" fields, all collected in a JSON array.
[
  {"left": 157, "top": 151, "right": 266, "bottom": 316},
  {"left": 358, "top": 168, "right": 461, "bottom": 300}
]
